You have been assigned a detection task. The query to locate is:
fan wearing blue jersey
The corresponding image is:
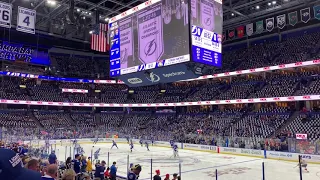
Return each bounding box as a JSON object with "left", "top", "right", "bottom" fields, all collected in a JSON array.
[
  {"left": 111, "top": 140, "right": 118, "bottom": 149},
  {"left": 145, "top": 141, "right": 150, "bottom": 151},
  {"left": 128, "top": 164, "right": 142, "bottom": 180}
]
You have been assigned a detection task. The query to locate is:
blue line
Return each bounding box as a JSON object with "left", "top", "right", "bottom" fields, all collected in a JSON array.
[{"left": 138, "top": 158, "right": 260, "bottom": 180}]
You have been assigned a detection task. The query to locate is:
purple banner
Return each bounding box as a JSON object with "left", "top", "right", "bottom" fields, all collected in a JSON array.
[
  {"left": 191, "top": 0, "right": 197, "bottom": 20},
  {"left": 174, "top": 0, "right": 182, "bottom": 19},
  {"left": 138, "top": 4, "right": 164, "bottom": 64},
  {"left": 200, "top": 0, "right": 214, "bottom": 31},
  {"left": 119, "top": 18, "right": 133, "bottom": 69}
]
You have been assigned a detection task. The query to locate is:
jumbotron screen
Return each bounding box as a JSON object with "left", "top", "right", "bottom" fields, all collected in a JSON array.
[{"left": 109, "top": 0, "right": 223, "bottom": 77}]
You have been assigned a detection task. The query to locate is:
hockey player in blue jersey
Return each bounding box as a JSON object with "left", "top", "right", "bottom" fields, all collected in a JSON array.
[
  {"left": 173, "top": 144, "right": 179, "bottom": 158},
  {"left": 73, "top": 139, "right": 78, "bottom": 145},
  {"left": 170, "top": 140, "right": 174, "bottom": 148},
  {"left": 128, "top": 164, "right": 142, "bottom": 180},
  {"left": 145, "top": 141, "right": 150, "bottom": 151},
  {"left": 111, "top": 140, "right": 118, "bottom": 149},
  {"left": 93, "top": 137, "right": 99, "bottom": 144},
  {"left": 139, "top": 138, "right": 143, "bottom": 147},
  {"left": 130, "top": 141, "right": 134, "bottom": 153},
  {"left": 94, "top": 148, "right": 101, "bottom": 160}
]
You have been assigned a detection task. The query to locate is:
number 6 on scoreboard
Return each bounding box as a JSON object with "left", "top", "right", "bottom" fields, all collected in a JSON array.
[
  {"left": 16, "top": 6, "right": 36, "bottom": 34},
  {"left": 0, "top": 2, "right": 12, "bottom": 28}
]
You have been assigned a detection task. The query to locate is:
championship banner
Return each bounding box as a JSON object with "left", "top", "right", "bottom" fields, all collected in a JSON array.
[
  {"left": 0, "top": 2, "right": 12, "bottom": 28},
  {"left": 228, "top": 29, "right": 235, "bottom": 39},
  {"left": 236, "top": 26, "right": 244, "bottom": 38},
  {"left": 277, "top": 14, "right": 286, "bottom": 29},
  {"left": 266, "top": 17, "right": 274, "bottom": 32},
  {"left": 314, "top": 5, "right": 320, "bottom": 20},
  {"left": 246, "top": 23, "right": 253, "bottom": 36},
  {"left": 300, "top": 7, "right": 310, "bottom": 23},
  {"left": 119, "top": 17, "right": 133, "bottom": 69},
  {"left": 255, "top": 20, "right": 264, "bottom": 34},
  {"left": 138, "top": 4, "right": 164, "bottom": 64},
  {"left": 288, "top": 11, "right": 298, "bottom": 26},
  {"left": 16, "top": 6, "right": 36, "bottom": 34},
  {"left": 200, "top": 0, "right": 215, "bottom": 31}
]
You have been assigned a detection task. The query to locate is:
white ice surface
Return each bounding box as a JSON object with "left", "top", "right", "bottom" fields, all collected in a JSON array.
[{"left": 53, "top": 142, "right": 320, "bottom": 180}]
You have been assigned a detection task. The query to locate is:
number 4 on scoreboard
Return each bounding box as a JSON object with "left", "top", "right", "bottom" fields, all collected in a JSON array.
[{"left": 0, "top": 2, "right": 12, "bottom": 28}]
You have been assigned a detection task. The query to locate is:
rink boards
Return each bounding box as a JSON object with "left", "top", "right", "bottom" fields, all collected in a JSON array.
[{"left": 23, "top": 138, "right": 320, "bottom": 164}]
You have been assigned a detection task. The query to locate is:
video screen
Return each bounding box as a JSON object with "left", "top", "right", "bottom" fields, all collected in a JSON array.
[{"left": 109, "top": 0, "right": 190, "bottom": 77}]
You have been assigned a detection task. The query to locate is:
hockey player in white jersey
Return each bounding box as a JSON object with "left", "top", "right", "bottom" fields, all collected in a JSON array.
[{"left": 111, "top": 140, "right": 119, "bottom": 149}]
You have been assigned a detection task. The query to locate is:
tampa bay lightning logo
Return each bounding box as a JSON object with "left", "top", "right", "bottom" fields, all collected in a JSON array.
[
  {"left": 146, "top": 72, "right": 160, "bottom": 83},
  {"left": 205, "top": 17, "right": 211, "bottom": 26},
  {"left": 144, "top": 39, "right": 157, "bottom": 56}
]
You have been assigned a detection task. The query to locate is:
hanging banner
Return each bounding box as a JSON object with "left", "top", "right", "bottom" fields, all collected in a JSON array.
[
  {"left": 191, "top": 0, "right": 197, "bottom": 23},
  {"left": 277, "top": 14, "right": 286, "bottom": 29},
  {"left": 266, "top": 17, "right": 274, "bottom": 32},
  {"left": 246, "top": 23, "right": 253, "bottom": 36},
  {"left": 200, "top": 0, "right": 215, "bottom": 31},
  {"left": 228, "top": 29, "right": 235, "bottom": 39},
  {"left": 162, "top": 0, "right": 172, "bottom": 24},
  {"left": 314, "top": 5, "right": 320, "bottom": 20},
  {"left": 119, "top": 17, "right": 133, "bottom": 69},
  {"left": 16, "top": 6, "right": 36, "bottom": 34},
  {"left": 288, "top": 11, "right": 298, "bottom": 26},
  {"left": 138, "top": 4, "right": 164, "bottom": 64},
  {"left": 237, "top": 26, "right": 244, "bottom": 38},
  {"left": 174, "top": 0, "right": 182, "bottom": 20},
  {"left": 0, "top": 2, "right": 12, "bottom": 28},
  {"left": 256, "top": 20, "right": 264, "bottom": 34},
  {"left": 300, "top": 7, "right": 310, "bottom": 23}
]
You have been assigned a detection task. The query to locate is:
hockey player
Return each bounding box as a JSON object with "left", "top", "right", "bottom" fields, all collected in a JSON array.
[
  {"left": 111, "top": 140, "right": 119, "bottom": 149},
  {"left": 170, "top": 140, "right": 174, "bottom": 148},
  {"left": 139, "top": 138, "right": 143, "bottom": 147},
  {"left": 73, "top": 139, "right": 78, "bottom": 146},
  {"left": 94, "top": 148, "right": 101, "bottom": 161},
  {"left": 297, "top": 156, "right": 309, "bottom": 173},
  {"left": 93, "top": 137, "right": 99, "bottom": 144},
  {"left": 145, "top": 141, "right": 150, "bottom": 151},
  {"left": 128, "top": 164, "right": 142, "bottom": 180},
  {"left": 130, "top": 140, "right": 134, "bottom": 153},
  {"left": 173, "top": 144, "right": 179, "bottom": 158},
  {"left": 126, "top": 137, "right": 130, "bottom": 144}
]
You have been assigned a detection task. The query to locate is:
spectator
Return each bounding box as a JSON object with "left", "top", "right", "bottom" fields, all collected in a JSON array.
[
  {"left": 72, "top": 154, "right": 81, "bottom": 174},
  {"left": 104, "top": 167, "right": 110, "bottom": 179},
  {"left": 153, "top": 169, "right": 161, "bottom": 180},
  {"left": 48, "top": 150, "right": 57, "bottom": 164},
  {"left": 86, "top": 157, "right": 92, "bottom": 173},
  {"left": 0, "top": 148, "right": 41, "bottom": 180},
  {"left": 172, "top": 173, "right": 178, "bottom": 180},
  {"left": 26, "top": 159, "right": 40, "bottom": 172},
  {"left": 94, "top": 160, "right": 106, "bottom": 180},
  {"left": 62, "top": 169, "right": 76, "bottom": 180},
  {"left": 66, "top": 157, "right": 72, "bottom": 169},
  {"left": 81, "top": 156, "right": 87, "bottom": 172},
  {"left": 128, "top": 164, "right": 142, "bottom": 180},
  {"left": 164, "top": 174, "right": 170, "bottom": 180},
  {"left": 41, "top": 164, "right": 58, "bottom": 180},
  {"left": 110, "top": 161, "right": 117, "bottom": 180}
]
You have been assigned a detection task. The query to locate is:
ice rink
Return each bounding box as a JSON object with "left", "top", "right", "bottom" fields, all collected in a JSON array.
[{"left": 54, "top": 142, "right": 320, "bottom": 180}]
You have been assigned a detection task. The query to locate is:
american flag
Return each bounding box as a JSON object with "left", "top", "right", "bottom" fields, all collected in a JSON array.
[{"left": 91, "top": 23, "right": 109, "bottom": 52}]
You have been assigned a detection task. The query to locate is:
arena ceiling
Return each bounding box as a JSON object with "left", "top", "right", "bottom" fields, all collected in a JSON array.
[{"left": 8, "top": 0, "right": 320, "bottom": 43}]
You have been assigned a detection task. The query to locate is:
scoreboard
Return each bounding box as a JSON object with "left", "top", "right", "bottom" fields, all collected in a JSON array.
[
  {"left": 109, "top": 0, "right": 223, "bottom": 87},
  {"left": 0, "top": 2, "right": 36, "bottom": 34}
]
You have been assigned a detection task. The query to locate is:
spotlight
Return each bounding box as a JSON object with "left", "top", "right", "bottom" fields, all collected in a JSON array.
[
  {"left": 272, "top": 1, "right": 276, "bottom": 5},
  {"left": 256, "top": 5, "right": 260, "bottom": 9}
]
